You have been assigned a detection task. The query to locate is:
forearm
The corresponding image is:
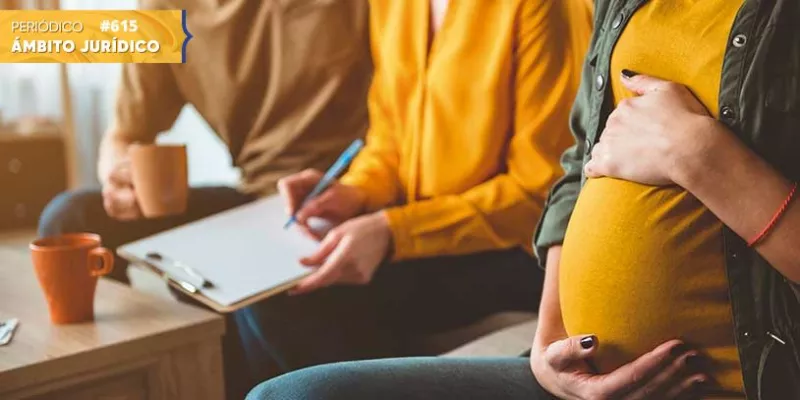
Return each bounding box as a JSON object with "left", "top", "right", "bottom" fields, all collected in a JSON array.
[
  {"left": 384, "top": 175, "right": 543, "bottom": 260},
  {"left": 533, "top": 246, "right": 567, "bottom": 349},
  {"left": 674, "top": 120, "right": 800, "bottom": 282}
]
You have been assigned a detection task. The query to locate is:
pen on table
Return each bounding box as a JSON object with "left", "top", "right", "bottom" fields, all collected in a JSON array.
[
  {"left": 284, "top": 138, "right": 365, "bottom": 230},
  {"left": 146, "top": 252, "right": 214, "bottom": 289}
]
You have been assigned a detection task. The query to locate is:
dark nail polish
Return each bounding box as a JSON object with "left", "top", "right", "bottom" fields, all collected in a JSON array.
[
  {"left": 670, "top": 343, "right": 688, "bottom": 357},
  {"left": 580, "top": 336, "right": 596, "bottom": 349},
  {"left": 685, "top": 354, "right": 702, "bottom": 370},
  {"left": 692, "top": 379, "right": 709, "bottom": 396},
  {"left": 621, "top": 69, "right": 638, "bottom": 79}
]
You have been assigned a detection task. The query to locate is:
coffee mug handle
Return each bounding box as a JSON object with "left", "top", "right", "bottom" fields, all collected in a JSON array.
[{"left": 88, "top": 247, "right": 115, "bottom": 277}]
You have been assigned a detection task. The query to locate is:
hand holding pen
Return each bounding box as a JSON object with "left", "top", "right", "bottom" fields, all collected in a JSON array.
[
  {"left": 278, "top": 139, "right": 367, "bottom": 239},
  {"left": 277, "top": 139, "right": 393, "bottom": 296}
]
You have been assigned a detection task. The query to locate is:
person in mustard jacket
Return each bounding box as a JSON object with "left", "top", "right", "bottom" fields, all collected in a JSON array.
[{"left": 234, "top": 0, "right": 592, "bottom": 381}]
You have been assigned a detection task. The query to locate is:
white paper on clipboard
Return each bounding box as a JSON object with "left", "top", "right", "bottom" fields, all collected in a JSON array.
[{"left": 118, "top": 195, "right": 319, "bottom": 307}]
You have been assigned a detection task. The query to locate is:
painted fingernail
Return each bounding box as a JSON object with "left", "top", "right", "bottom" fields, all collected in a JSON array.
[
  {"left": 621, "top": 69, "right": 638, "bottom": 79},
  {"left": 580, "top": 336, "right": 596, "bottom": 349},
  {"left": 692, "top": 378, "right": 709, "bottom": 395},
  {"left": 670, "top": 343, "right": 688, "bottom": 357},
  {"left": 685, "top": 354, "right": 703, "bottom": 370},
  {"left": 694, "top": 378, "right": 708, "bottom": 386}
]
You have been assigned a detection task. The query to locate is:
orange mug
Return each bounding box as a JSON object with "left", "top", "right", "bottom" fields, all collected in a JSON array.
[
  {"left": 30, "top": 233, "right": 114, "bottom": 324},
  {"left": 129, "top": 144, "right": 189, "bottom": 218}
]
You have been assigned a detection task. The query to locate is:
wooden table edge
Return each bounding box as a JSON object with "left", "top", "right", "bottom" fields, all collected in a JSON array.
[{"left": 0, "top": 314, "right": 225, "bottom": 394}]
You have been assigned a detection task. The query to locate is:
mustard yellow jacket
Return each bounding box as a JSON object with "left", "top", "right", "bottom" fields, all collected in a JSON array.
[{"left": 341, "top": 0, "right": 592, "bottom": 260}]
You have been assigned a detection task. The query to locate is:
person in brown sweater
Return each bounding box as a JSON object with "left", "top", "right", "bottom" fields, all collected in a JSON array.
[
  {"left": 39, "top": 0, "right": 371, "bottom": 283},
  {"left": 38, "top": 1, "right": 370, "bottom": 397}
]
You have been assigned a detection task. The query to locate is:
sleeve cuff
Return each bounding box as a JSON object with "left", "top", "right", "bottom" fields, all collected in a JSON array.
[
  {"left": 109, "top": 120, "right": 159, "bottom": 144},
  {"left": 384, "top": 206, "right": 415, "bottom": 261},
  {"left": 340, "top": 172, "right": 391, "bottom": 212},
  {"left": 533, "top": 195, "right": 576, "bottom": 268},
  {"left": 790, "top": 281, "right": 800, "bottom": 302}
]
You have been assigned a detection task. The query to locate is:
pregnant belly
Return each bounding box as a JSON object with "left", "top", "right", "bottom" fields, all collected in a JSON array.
[{"left": 559, "top": 178, "right": 743, "bottom": 392}]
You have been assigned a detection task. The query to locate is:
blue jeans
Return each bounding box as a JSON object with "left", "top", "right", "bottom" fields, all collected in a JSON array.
[
  {"left": 246, "top": 357, "right": 555, "bottom": 400},
  {"left": 39, "top": 188, "right": 544, "bottom": 398}
]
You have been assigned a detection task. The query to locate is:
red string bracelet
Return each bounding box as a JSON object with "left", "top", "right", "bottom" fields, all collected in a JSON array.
[{"left": 747, "top": 182, "right": 798, "bottom": 247}]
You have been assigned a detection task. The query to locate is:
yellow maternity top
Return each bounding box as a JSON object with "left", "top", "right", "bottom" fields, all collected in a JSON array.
[
  {"left": 340, "top": 0, "right": 592, "bottom": 261},
  {"left": 559, "top": 0, "right": 744, "bottom": 395}
]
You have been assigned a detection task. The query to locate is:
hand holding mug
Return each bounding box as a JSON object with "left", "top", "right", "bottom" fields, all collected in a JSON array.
[{"left": 101, "top": 160, "right": 142, "bottom": 221}]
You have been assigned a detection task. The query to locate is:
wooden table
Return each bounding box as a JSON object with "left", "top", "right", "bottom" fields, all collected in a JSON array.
[{"left": 0, "top": 248, "right": 226, "bottom": 399}]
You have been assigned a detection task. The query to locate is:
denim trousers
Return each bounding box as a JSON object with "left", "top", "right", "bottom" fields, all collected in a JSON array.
[{"left": 247, "top": 357, "right": 556, "bottom": 400}]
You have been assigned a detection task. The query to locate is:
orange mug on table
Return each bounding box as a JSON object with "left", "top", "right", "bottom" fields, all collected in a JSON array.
[{"left": 29, "top": 233, "right": 114, "bottom": 324}]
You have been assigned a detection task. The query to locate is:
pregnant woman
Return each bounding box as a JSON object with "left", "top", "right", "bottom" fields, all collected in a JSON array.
[
  {"left": 248, "top": 0, "right": 800, "bottom": 399},
  {"left": 535, "top": 0, "right": 800, "bottom": 398}
]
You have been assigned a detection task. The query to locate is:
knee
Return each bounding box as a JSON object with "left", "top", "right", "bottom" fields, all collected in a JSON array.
[
  {"left": 38, "top": 189, "right": 102, "bottom": 237},
  {"left": 246, "top": 363, "right": 365, "bottom": 400}
]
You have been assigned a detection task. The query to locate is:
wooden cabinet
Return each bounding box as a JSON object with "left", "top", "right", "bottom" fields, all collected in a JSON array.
[
  {"left": 18, "top": 340, "right": 223, "bottom": 400},
  {"left": 0, "top": 133, "right": 67, "bottom": 230}
]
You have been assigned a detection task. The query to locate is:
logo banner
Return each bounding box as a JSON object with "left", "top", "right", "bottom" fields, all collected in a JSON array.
[{"left": 0, "top": 10, "right": 191, "bottom": 63}]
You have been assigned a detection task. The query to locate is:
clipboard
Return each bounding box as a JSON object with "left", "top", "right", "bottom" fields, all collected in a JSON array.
[{"left": 117, "top": 195, "right": 320, "bottom": 313}]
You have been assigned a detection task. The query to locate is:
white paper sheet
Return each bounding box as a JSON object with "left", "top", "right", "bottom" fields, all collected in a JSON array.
[{"left": 118, "top": 195, "right": 319, "bottom": 307}]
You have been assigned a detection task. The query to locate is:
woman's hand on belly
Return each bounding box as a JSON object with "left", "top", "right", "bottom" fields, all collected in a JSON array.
[
  {"left": 584, "top": 73, "right": 718, "bottom": 187},
  {"left": 531, "top": 336, "right": 708, "bottom": 400}
]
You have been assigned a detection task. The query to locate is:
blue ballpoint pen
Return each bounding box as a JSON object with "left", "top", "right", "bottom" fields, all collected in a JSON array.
[{"left": 283, "top": 139, "right": 365, "bottom": 229}]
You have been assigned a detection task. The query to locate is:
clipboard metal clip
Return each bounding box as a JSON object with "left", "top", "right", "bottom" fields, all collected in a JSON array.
[
  {"left": 168, "top": 276, "right": 199, "bottom": 294},
  {"left": 145, "top": 252, "right": 213, "bottom": 290}
]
